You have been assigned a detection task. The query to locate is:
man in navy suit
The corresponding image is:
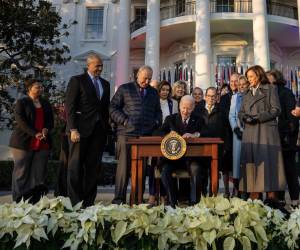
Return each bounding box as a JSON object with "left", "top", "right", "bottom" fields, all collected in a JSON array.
[
  {"left": 65, "top": 54, "right": 110, "bottom": 207},
  {"left": 160, "top": 95, "right": 204, "bottom": 207}
]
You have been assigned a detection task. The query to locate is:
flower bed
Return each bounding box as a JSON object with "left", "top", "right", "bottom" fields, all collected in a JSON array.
[{"left": 0, "top": 196, "right": 299, "bottom": 250}]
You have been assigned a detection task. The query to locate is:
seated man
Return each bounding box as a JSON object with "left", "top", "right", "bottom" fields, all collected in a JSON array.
[{"left": 160, "top": 95, "right": 204, "bottom": 207}]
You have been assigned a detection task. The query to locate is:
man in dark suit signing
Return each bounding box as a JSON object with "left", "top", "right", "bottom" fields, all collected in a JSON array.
[
  {"left": 65, "top": 54, "right": 110, "bottom": 207},
  {"left": 160, "top": 95, "right": 204, "bottom": 207}
]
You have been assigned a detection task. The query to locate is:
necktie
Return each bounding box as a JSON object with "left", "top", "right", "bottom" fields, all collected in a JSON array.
[
  {"left": 208, "top": 106, "right": 212, "bottom": 114},
  {"left": 140, "top": 88, "right": 145, "bottom": 99},
  {"left": 183, "top": 119, "right": 188, "bottom": 128},
  {"left": 93, "top": 77, "right": 101, "bottom": 99}
]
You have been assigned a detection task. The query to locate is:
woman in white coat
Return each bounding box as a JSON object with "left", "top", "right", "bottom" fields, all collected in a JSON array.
[{"left": 229, "top": 75, "right": 249, "bottom": 196}]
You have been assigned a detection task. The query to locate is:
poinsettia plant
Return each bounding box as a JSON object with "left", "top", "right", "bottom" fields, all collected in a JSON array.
[{"left": 0, "top": 196, "right": 299, "bottom": 250}]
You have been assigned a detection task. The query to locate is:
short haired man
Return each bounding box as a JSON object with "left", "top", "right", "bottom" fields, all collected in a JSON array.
[
  {"left": 65, "top": 54, "right": 110, "bottom": 207},
  {"left": 194, "top": 87, "right": 226, "bottom": 195},
  {"left": 110, "top": 65, "right": 162, "bottom": 204},
  {"left": 160, "top": 95, "right": 204, "bottom": 207}
]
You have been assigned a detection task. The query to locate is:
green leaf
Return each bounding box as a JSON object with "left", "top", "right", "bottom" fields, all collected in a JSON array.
[
  {"left": 113, "top": 221, "right": 127, "bottom": 244},
  {"left": 241, "top": 236, "right": 251, "bottom": 250},
  {"left": 234, "top": 217, "right": 242, "bottom": 234},
  {"left": 14, "top": 233, "right": 30, "bottom": 248},
  {"left": 255, "top": 225, "right": 268, "bottom": 242},
  {"left": 47, "top": 217, "right": 57, "bottom": 234},
  {"left": 22, "top": 215, "right": 35, "bottom": 224},
  {"left": 158, "top": 234, "right": 168, "bottom": 250},
  {"left": 215, "top": 198, "right": 231, "bottom": 211},
  {"left": 223, "top": 237, "right": 235, "bottom": 250},
  {"left": 203, "top": 230, "right": 216, "bottom": 245},
  {"left": 61, "top": 197, "right": 73, "bottom": 211},
  {"left": 33, "top": 228, "right": 48, "bottom": 241},
  {"left": 242, "top": 228, "right": 257, "bottom": 243}
]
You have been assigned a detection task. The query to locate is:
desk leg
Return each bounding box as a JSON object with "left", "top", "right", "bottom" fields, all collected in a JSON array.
[
  {"left": 137, "top": 158, "right": 143, "bottom": 204},
  {"left": 130, "top": 145, "right": 138, "bottom": 206},
  {"left": 211, "top": 144, "right": 219, "bottom": 195}
]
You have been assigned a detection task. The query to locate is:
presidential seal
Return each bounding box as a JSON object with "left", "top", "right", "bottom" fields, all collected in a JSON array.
[{"left": 161, "top": 131, "right": 187, "bottom": 160}]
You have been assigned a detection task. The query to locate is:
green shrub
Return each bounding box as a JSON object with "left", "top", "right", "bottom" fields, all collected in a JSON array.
[{"left": 0, "top": 161, "right": 116, "bottom": 190}]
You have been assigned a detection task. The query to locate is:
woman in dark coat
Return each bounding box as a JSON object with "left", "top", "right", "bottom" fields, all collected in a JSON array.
[
  {"left": 266, "top": 69, "right": 299, "bottom": 206},
  {"left": 9, "top": 79, "right": 54, "bottom": 203},
  {"left": 238, "top": 65, "right": 286, "bottom": 200}
]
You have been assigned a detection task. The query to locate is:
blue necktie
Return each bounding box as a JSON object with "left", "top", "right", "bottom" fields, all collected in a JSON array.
[
  {"left": 93, "top": 77, "right": 101, "bottom": 99},
  {"left": 140, "top": 88, "right": 145, "bottom": 99}
]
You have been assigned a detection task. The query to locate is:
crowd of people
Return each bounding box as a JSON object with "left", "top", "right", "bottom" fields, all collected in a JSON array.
[{"left": 8, "top": 53, "right": 300, "bottom": 210}]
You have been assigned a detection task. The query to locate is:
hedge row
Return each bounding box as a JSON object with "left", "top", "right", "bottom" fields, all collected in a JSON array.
[{"left": 0, "top": 161, "right": 116, "bottom": 190}]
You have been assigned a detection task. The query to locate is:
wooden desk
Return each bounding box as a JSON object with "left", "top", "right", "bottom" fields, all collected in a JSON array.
[{"left": 127, "top": 137, "right": 223, "bottom": 205}]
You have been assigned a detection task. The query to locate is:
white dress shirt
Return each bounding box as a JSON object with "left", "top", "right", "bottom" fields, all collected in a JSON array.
[{"left": 88, "top": 71, "right": 103, "bottom": 99}]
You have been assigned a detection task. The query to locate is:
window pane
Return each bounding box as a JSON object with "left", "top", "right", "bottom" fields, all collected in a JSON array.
[
  {"left": 86, "top": 8, "right": 104, "bottom": 39},
  {"left": 217, "top": 56, "right": 236, "bottom": 65}
]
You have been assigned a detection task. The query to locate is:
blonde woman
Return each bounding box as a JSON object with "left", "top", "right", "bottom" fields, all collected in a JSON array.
[
  {"left": 229, "top": 75, "right": 249, "bottom": 196},
  {"left": 172, "top": 80, "right": 188, "bottom": 102}
]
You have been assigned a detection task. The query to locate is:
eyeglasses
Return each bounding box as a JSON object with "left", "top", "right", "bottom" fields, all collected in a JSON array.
[{"left": 206, "top": 95, "right": 216, "bottom": 98}]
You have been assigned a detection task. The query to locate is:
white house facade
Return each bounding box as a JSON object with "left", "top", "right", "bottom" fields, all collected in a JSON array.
[{"left": 50, "top": 0, "right": 300, "bottom": 91}]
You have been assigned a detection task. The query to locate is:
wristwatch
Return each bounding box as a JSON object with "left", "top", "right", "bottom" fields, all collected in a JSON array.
[{"left": 193, "top": 132, "right": 200, "bottom": 138}]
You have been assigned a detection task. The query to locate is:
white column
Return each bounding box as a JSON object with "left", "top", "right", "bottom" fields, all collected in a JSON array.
[
  {"left": 115, "top": 0, "right": 131, "bottom": 88},
  {"left": 195, "top": 0, "right": 212, "bottom": 89},
  {"left": 145, "top": 0, "right": 160, "bottom": 81},
  {"left": 298, "top": 0, "right": 300, "bottom": 40},
  {"left": 252, "top": 0, "right": 270, "bottom": 70}
]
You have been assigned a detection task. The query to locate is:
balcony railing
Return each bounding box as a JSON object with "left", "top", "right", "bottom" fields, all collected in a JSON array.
[
  {"left": 130, "top": 1, "right": 298, "bottom": 33},
  {"left": 160, "top": 2, "right": 196, "bottom": 20},
  {"left": 130, "top": 17, "right": 146, "bottom": 33},
  {"left": 267, "top": 1, "right": 298, "bottom": 20},
  {"left": 210, "top": 0, "right": 252, "bottom": 13}
]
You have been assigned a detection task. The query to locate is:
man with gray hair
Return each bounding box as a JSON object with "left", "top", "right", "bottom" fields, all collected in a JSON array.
[
  {"left": 159, "top": 95, "right": 204, "bottom": 207},
  {"left": 110, "top": 65, "right": 162, "bottom": 204},
  {"left": 65, "top": 53, "right": 110, "bottom": 206}
]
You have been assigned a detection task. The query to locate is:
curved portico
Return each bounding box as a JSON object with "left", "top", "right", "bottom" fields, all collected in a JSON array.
[{"left": 116, "top": 0, "right": 300, "bottom": 89}]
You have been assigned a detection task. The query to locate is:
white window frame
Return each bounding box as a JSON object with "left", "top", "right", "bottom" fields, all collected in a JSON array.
[{"left": 82, "top": 4, "right": 108, "bottom": 41}]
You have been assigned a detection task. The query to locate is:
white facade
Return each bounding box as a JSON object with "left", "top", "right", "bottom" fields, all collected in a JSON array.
[
  {"left": 25, "top": 0, "right": 300, "bottom": 91},
  {"left": 49, "top": 0, "right": 300, "bottom": 91},
  {"left": 128, "top": 0, "right": 300, "bottom": 90}
]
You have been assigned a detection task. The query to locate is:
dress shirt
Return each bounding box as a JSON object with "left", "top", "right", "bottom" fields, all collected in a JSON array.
[
  {"left": 160, "top": 99, "right": 171, "bottom": 122},
  {"left": 205, "top": 104, "right": 215, "bottom": 114},
  {"left": 88, "top": 71, "right": 103, "bottom": 99},
  {"left": 250, "top": 84, "right": 260, "bottom": 96},
  {"left": 182, "top": 117, "right": 190, "bottom": 124}
]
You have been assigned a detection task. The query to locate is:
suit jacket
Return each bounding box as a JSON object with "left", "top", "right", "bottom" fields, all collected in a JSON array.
[
  {"left": 277, "top": 85, "right": 299, "bottom": 151},
  {"left": 159, "top": 113, "right": 204, "bottom": 164},
  {"left": 9, "top": 96, "right": 54, "bottom": 150},
  {"left": 219, "top": 92, "right": 233, "bottom": 151},
  {"left": 194, "top": 104, "right": 226, "bottom": 139},
  {"left": 160, "top": 113, "right": 203, "bottom": 136},
  {"left": 65, "top": 73, "right": 110, "bottom": 138},
  {"left": 110, "top": 82, "right": 162, "bottom": 136}
]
